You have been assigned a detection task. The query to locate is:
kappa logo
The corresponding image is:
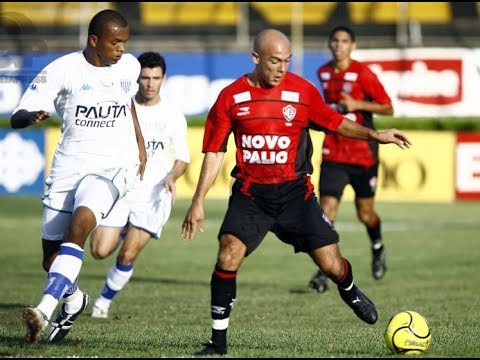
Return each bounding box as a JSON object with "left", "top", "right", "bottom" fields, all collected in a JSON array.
[
  {"left": 80, "top": 83, "right": 92, "bottom": 91},
  {"left": 237, "top": 106, "right": 250, "bottom": 116},
  {"left": 282, "top": 104, "right": 296, "bottom": 124}
]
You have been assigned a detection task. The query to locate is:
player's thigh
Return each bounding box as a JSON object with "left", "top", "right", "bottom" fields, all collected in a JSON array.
[
  {"left": 129, "top": 187, "right": 172, "bottom": 240},
  {"left": 350, "top": 163, "right": 379, "bottom": 198},
  {"left": 219, "top": 191, "right": 272, "bottom": 256},
  {"left": 319, "top": 161, "right": 349, "bottom": 198},
  {"left": 42, "top": 205, "right": 72, "bottom": 241},
  {"left": 75, "top": 175, "right": 120, "bottom": 226},
  {"left": 274, "top": 194, "right": 339, "bottom": 253}
]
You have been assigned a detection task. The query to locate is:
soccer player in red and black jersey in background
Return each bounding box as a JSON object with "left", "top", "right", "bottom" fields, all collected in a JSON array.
[
  {"left": 308, "top": 25, "right": 394, "bottom": 295},
  {"left": 181, "top": 28, "right": 409, "bottom": 356}
]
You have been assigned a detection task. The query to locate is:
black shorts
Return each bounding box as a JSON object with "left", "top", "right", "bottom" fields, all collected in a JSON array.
[
  {"left": 219, "top": 178, "right": 339, "bottom": 256},
  {"left": 319, "top": 161, "right": 379, "bottom": 199}
]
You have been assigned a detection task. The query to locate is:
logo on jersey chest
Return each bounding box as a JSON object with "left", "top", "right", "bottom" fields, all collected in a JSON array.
[
  {"left": 120, "top": 79, "right": 131, "bottom": 94},
  {"left": 282, "top": 104, "right": 296, "bottom": 125}
]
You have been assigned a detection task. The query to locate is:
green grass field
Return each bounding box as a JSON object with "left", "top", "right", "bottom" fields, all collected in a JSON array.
[{"left": 0, "top": 196, "right": 479, "bottom": 358}]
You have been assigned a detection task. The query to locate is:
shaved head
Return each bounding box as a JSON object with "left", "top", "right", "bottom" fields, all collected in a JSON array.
[
  {"left": 253, "top": 29, "right": 290, "bottom": 55},
  {"left": 249, "top": 28, "right": 292, "bottom": 88}
]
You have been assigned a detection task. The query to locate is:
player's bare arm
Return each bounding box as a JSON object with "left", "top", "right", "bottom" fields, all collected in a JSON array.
[
  {"left": 10, "top": 110, "right": 51, "bottom": 129},
  {"left": 336, "top": 117, "right": 411, "bottom": 149},
  {"left": 165, "top": 160, "right": 188, "bottom": 204},
  {"left": 181, "top": 152, "right": 224, "bottom": 240},
  {"left": 339, "top": 92, "right": 394, "bottom": 115},
  {"left": 130, "top": 100, "right": 147, "bottom": 180}
]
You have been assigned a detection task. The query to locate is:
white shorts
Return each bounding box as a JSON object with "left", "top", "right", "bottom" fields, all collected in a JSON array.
[
  {"left": 41, "top": 166, "right": 139, "bottom": 241},
  {"left": 100, "top": 182, "right": 172, "bottom": 239}
]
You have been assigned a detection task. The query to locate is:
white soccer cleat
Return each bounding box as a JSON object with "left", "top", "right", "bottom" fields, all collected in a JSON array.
[
  {"left": 22, "top": 307, "right": 48, "bottom": 344},
  {"left": 91, "top": 302, "right": 109, "bottom": 318}
]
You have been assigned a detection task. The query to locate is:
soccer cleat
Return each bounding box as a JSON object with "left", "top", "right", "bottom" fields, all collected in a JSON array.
[
  {"left": 194, "top": 340, "right": 227, "bottom": 356},
  {"left": 308, "top": 269, "right": 329, "bottom": 293},
  {"left": 22, "top": 307, "right": 48, "bottom": 344},
  {"left": 91, "top": 301, "right": 109, "bottom": 319},
  {"left": 339, "top": 284, "right": 378, "bottom": 325},
  {"left": 372, "top": 245, "right": 387, "bottom": 280},
  {"left": 47, "top": 292, "right": 89, "bottom": 343}
]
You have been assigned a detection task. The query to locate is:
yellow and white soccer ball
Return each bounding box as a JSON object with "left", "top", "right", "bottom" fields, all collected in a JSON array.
[{"left": 384, "top": 311, "right": 432, "bottom": 356}]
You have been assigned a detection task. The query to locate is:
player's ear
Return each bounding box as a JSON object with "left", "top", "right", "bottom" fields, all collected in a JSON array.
[
  {"left": 252, "top": 51, "right": 260, "bottom": 65},
  {"left": 88, "top": 34, "right": 99, "bottom": 48}
]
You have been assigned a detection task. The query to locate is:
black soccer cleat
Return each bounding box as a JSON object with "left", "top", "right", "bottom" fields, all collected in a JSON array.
[
  {"left": 339, "top": 284, "right": 378, "bottom": 325},
  {"left": 47, "top": 292, "right": 89, "bottom": 343},
  {"left": 194, "top": 340, "right": 227, "bottom": 356},
  {"left": 372, "top": 245, "right": 387, "bottom": 280},
  {"left": 308, "top": 269, "right": 329, "bottom": 293}
]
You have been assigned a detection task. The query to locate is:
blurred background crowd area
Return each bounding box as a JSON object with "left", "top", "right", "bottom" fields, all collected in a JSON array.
[{"left": 1, "top": 2, "right": 479, "bottom": 53}]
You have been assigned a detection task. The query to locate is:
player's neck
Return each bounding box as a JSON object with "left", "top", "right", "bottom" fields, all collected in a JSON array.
[
  {"left": 83, "top": 49, "right": 109, "bottom": 67},
  {"left": 135, "top": 93, "right": 161, "bottom": 106},
  {"left": 332, "top": 58, "right": 352, "bottom": 72}
]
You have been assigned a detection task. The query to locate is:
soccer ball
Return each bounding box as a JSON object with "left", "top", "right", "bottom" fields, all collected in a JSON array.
[{"left": 384, "top": 311, "right": 432, "bottom": 356}]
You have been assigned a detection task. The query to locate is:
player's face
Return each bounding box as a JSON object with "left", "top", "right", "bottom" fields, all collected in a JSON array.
[
  {"left": 92, "top": 24, "right": 130, "bottom": 66},
  {"left": 329, "top": 30, "right": 355, "bottom": 62},
  {"left": 137, "top": 66, "right": 164, "bottom": 102},
  {"left": 253, "top": 42, "right": 291, "bottom": 88}
]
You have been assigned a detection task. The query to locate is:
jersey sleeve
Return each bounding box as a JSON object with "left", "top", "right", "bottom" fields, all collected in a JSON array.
[
  {"left": 360, "top": 66, "right": 392, "bottom": 105},
  {"left": 307, "top": 83, "right": 344, "bottom": 133},
  {"left": 202, "top": 89, "right": 232, "bottom": 153},
  {"left": 12, "top": 58, "right": 65, "bottom": 114},
  {"left": 171, "top": 111, "right": 191, "bottom": 164},
  {"left": 126, "top": 54, "right": 141, "bottom": 99}
]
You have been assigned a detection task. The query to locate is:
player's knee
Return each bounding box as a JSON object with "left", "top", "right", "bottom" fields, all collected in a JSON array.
[
  {"left": 91, "top": 248, "right": 109, "bottom": 260},
  {"left": 117, "top": 249, "right": 138, "bottom": 264},
  {"left": 357, "top": 211, "right": 374, "bottom": 225},
  {"left": 217, "top": 234, "right": 246, "bottom": 270}
]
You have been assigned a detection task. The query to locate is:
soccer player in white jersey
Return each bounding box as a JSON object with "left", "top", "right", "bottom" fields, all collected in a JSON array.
[
  {"left": 88, "top": 51, "right": 190, "bottom": 318},
  {"left": 10, "top": 9, "right": 147, "bottom": 344}
]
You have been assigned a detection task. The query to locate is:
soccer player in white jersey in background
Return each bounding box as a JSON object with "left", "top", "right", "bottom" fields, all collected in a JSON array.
[
  {"left": 88, "top": 51, "right": 190, "bottom": 318},
  {"left": 10, "top": 9, "right": 147, "bottom": 344}
]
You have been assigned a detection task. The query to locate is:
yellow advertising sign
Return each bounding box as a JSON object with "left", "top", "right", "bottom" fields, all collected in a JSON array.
[
  {"left": 177, "top": 129, "right": 455, "bottom": 202},
  {"left": 45, "top": 128, "right": 455, "bottom": 202}
]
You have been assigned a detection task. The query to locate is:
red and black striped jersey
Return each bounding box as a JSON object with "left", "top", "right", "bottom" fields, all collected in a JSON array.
[
  {"left": 317, "top": 60, "right": 392, "bottom": 167},
  {"left": 203, "top": 72, "right": 343, "bottom": 185}
]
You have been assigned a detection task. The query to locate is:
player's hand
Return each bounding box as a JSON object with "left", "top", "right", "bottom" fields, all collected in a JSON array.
[
  {"left": 165, "top": 177, "right": 177, "bottom": 204},
  {"left": 181, "top": 202, "right": 205, "bottom": 240},
  {"left": 338, "top": 92, "right": 358, "bottom": 112},
  {"left": 137, "top": 147, "right": 147, "bottom": 180},
  {"left": 378, "top": 129, "right": 412, "bottom": 149},
  {"left": 31, "top": 110, "right": 51, "bottom": 124}
]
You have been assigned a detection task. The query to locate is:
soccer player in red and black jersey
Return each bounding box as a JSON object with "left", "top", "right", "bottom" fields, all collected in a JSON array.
[
  {"left": 308, "top": 25, "right": 394, "bottom": 295},
  {"left": 181, "top": 28, "right": 409, "bottom": 356}
]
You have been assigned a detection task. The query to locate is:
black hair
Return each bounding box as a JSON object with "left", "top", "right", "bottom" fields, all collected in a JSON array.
[
  {"left": 328, "top": 25, "right": 356, "bottom": 42},
  {"left": 88, "top": 9, "right": 128, "bottom": 37},
  {"left": 137, "top": 51, "right": 167, "bottom": 75}
]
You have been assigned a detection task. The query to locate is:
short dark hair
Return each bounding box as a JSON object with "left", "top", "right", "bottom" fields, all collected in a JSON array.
[
  {"left": 137, "top": 51, "right": 167, "bottom": 75},
  {"left": 88, "top": 9, "right": 128, "bottom": 37},
  {"left": 328, "top": 25, "right": 356, "bottom": 42}
]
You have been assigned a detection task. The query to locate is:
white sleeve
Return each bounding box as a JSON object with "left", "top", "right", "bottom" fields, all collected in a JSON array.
[
  {"left": 13, "top": 59, "right": 65, "bottom": 114},
  {"left": 171, "top": 112, "right": 191, "bottom": 164}
]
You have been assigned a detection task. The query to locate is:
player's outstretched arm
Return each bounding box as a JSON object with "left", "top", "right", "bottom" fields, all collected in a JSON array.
[
  {"left": 181, "top": 152, "right": 224, "bottom": 240},
  {"left": 336, "top": 117, "right": 411, "bottom": 149},
  {"left": 10, "top": 110, "right": 51, "bottom": 129}
]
